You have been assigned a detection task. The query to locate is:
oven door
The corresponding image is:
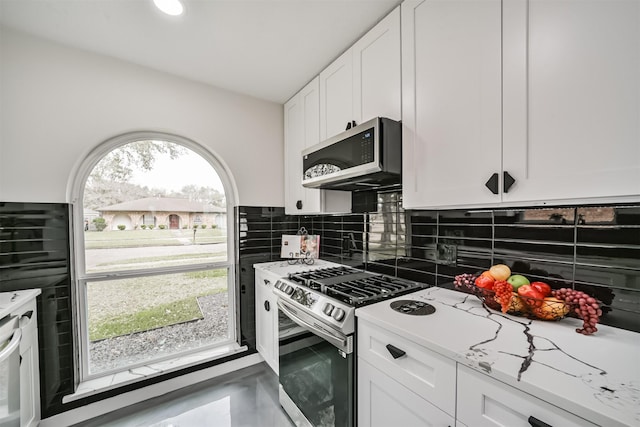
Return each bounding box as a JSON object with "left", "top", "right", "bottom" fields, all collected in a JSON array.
[{"left": 277, "top": 299, "right": 353, "bottom": 427}]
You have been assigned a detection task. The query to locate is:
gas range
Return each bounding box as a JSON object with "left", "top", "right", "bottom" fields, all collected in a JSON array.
[{"left": 273, "top": 266, "right": 422, "bottom": 335}]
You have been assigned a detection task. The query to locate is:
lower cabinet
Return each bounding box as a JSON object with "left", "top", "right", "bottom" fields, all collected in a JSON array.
[
  {"left": 456, "top": 365, "right": 598, "bottom": 427},
  {"left": 358, "top": 358, "right": 455, "bottom": 427},
  {"left": 357, "top": 319, "right": 600, "bottom": 427},
  {"left": 255, "top": 270, "right": 279, "bottom": 374}
]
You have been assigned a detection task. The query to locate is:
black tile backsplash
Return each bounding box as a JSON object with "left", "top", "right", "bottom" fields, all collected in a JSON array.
[
  {"left": 244, "top": 196, "right": 639, "bottom": 334},
  {"left": 0, "top": 202, "right": 75, "bottom": 419}
]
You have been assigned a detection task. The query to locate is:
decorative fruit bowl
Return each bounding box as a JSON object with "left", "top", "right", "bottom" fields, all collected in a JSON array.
[
  {"left": 473, "top": 286, "right": 571, "bottom": 321},
  {"left": 454, "top": 267, "right": 602, "bottom": 335}
]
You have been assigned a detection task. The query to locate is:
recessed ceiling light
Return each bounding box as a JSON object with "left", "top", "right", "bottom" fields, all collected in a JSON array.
[{"left": 153, "top": 0, "right": 184, "bottom": 16}]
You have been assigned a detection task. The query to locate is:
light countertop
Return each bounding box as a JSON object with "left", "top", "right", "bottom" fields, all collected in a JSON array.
[
  {"left": 356, "top": 286, "right": 640, "bottom": 427},
  {"left": 0, "top": 289, "right": 41, "bottom": 319}
]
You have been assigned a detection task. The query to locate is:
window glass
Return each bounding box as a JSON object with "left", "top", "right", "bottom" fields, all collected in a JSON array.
[{"left": 77, "top": 137, "right": 235, "bottom": 378}]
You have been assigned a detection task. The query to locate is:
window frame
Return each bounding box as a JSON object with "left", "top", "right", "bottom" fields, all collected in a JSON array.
[{"left": 68, "top": 131, "right": 239, "bottom": 382}]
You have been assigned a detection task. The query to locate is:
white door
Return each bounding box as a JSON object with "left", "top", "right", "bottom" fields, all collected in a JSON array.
[
  {"left": 285, "top": 78, "right": 324, "bottom": 214},
  {"left": 357, "top": 358, "right": 455, "bottom": 427},
  {"left": 502, "top": 0, "right": 640, "bottom": 204},
  {"left": 402, "top": 0, "right": 502, "bottom": 209},
  {"left": 353, "top": 6, "right": 401, "bottom": 124},
  {"left": 255, "top": 272, "right": 277, "bottom": 373},
  {"left": 320, "top": 49, "right": 354, "bottom": 140}
]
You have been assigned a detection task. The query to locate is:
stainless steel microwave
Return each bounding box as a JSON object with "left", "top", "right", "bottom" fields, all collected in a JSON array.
[{"left": 301, "top": 117, "right": 401, "bottom": 191}]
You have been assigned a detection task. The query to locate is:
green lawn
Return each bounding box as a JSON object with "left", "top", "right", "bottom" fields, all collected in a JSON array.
[
  {"left": 87, "top": 270, "right": 228, "bottom": 341},
  {"left": 84, "top": 228, "right": 226, "bottom": 249},
  {"left": 89, "top": 296, "right": 205, "bottom": 341},
  {"left": 84, "top": 229, "right": 230, "bottom": 341}
]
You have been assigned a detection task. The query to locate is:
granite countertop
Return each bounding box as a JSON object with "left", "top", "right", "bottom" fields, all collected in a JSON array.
[
  {"left": 253, "top": 259, "right": 345, "bottom": 277},
  {"left": 356, "top": 286, "right": 640, "bottom": 427},
  {"left": 0, "top": 289, "right": 41, "bottom": 319}
]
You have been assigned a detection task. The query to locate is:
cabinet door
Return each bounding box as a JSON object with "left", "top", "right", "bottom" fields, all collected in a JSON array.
[
  {"left": 357, "top": 319, "right": 456, "bottom": 416},
  {"left": 358, "top": 358, "right": 455, "bottom": 427},
  {"left": 353, "top": 6, "right": 401, "bottom": 124},
  {"left": 502, "top": 0, "right": 640, "bottom": 203},
  {"left": 255, "top": 272, "right": 278, "bottom": 374},
  {"left": 402, "top": 0, "right": 502, "bottom": 209},
  {"left": 320, "top": 49, "right": 354, "bottom": 140},
  {"left": 284, "top": 78, "right": 322, "bottom": 214},
  {"left": 457, "top": 365, "right": 598, "bottom": 427}
]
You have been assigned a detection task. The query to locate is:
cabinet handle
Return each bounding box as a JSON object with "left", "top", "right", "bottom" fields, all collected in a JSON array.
[
  {"left": 503, "top": 171, "right": 516, "bottom": 193},
  {"left": 528, "top": 416, "right": 552, "bottom": 427},
  {"left": 263, "top": 279, "right": 270, "bottom": 286},
  {"left": 485, "top": 173, "right": 499, "bottom": 194},
  {"left": 296, "top": 200, "right": 303, "bottom": 210},
  {"left": 264, "top": 300, "right": 270, "bottom": 312},
  {"left": 386, "top": 344, "right": 406, "bottom": 359},
  {"left": 345, "top": 120, "right": 357, "bottom": 130}
]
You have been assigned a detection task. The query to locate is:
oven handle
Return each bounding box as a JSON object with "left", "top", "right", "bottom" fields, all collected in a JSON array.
[
  {"left": 0, "top": 328, "right": 21, "bottom": 364},
  {"left": 277, "top": 299, "right": 351, "bottom": 353}
]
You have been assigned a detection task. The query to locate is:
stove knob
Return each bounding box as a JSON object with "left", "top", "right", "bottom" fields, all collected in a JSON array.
[
  {"left": 284, "top": 285, "right": 294, "bottom": 295},
  {"left": 332, "top": 308, "right": 345, "bottom": 321},
  {"left": 323, "top": 303, "right": 334, "bottom": 316},
  {"left": 274, "top": 281, "right": 282, "bottom": 290}
]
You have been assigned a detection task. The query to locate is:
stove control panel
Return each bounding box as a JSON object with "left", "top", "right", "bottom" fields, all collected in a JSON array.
[{"left": 273, "top": 279, "right": 355, "bottom": 334}]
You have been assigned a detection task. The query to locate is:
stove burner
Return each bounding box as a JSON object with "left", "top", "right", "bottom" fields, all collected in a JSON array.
[{"left": 390, "top": 300, "right": 436, "bottom": 316}]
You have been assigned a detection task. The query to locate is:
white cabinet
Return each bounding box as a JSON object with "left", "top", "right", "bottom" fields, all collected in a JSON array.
[
  {"left": 255, "top": 269, "right": 279, "bottom": 374},
  {"left": 402, "top": 0, "right": 640, "bottom": 209},
  {"left": 284, "top": 77, "right": 351, "bottom": 214},
  {"left": 501, "top": 0, "right": 640, "bottom": 203},
  {"left": 358, "top": 359, "right": 454, "bottom": 427},
  {"left": 320, "top": 6, "right": 401, "bottom": 141},
  {"left": 357, "top": 319, "right": 456, "bottom": 427},
  {"left": 401, "top": 0, "right": 502, "bottom": 209},
  {"left": 456, "top": 364, "right": 598, "bottom": 427}
]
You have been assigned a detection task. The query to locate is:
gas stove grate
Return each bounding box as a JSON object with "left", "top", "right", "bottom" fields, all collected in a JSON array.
[
  {"left": 284, "top": 265, "right": 423, "bottom": 307},
  {"left": 326, "top": 276, "right": 422, "bottom": 306}
]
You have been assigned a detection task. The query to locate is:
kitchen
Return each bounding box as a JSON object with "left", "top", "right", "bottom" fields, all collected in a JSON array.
[{"left": 1, "top": 0, "right": 639, "bottom": 426}]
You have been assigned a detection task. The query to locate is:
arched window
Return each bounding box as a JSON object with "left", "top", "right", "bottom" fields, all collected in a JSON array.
[{"left": 69, "top": 132, "right": 238, "bottom": 382}]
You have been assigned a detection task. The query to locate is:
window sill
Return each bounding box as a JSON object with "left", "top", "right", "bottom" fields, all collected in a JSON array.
[{"left": 62, "top": 342, "right": 247, "bottom": 404}]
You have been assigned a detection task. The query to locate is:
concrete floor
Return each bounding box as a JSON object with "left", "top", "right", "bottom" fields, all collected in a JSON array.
[{"left": 78, "top": 363, "right": 295, "bottom": 427}]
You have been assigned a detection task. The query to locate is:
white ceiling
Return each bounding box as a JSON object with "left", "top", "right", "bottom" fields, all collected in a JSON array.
[{"left": 0, "top": 0, "right": 401, "bottom": 104}]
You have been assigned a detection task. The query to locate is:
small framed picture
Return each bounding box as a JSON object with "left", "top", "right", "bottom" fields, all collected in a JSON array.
[{"left": 281, "top": 234, "right": 320, "bottom": 259}]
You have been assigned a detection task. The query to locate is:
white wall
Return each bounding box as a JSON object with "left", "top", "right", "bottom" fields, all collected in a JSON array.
[{"left": 0, "top": 27, "right": 284, "bottom": 206}]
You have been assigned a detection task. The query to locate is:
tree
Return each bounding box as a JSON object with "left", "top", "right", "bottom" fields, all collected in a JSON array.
[
  {"left": 176, "top": 185, "right": 225, "bottom": 207},
  {"left": 91, "top": 141, "right": 186, "bottom": 183},
  {"left": 84, "top": 141, "right": 186, "bottom": 210}
]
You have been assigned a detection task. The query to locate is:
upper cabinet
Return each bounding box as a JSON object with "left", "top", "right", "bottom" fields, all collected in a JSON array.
[
  {"left": 402, "top": 0, "right": 640, "bottom": 210},
  {"left": 284, "top": 5, "right": 401, "bottom": 214},
  {"left": 401, "top": 0, "right": 502, "bottom": 209},
  {"left": 319, "top": 6, "right": 401, "bottom": 141},
  {"left": 284, "top": 77, "right": 351, "bottom": 214},
  {"left": 502, "top": 0, "right": 640, "bottom": 204}
]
